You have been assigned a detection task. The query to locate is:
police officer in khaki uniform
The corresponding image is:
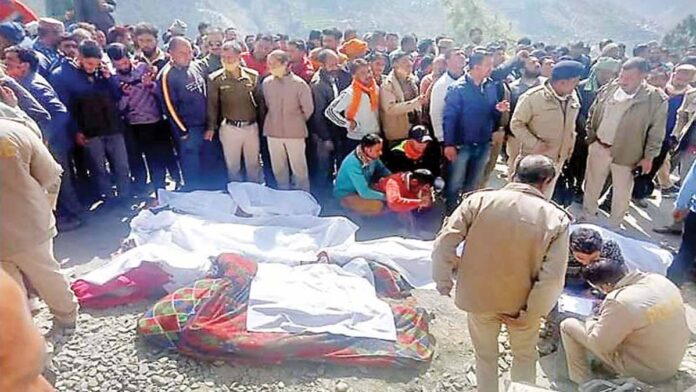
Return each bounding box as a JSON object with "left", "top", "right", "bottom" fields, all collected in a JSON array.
[
  {"left": 0, "top": 116, "right": 78, "bottom": 328},
  {"left": 561, "top": 259, "right": 689, "bottom": 385},
  {"left": 206, "top": 40, "right": 264, "bottom": 183},
  {"left": 510, "top": 60, "right": 584, "bottom": 199},
  {"left": 433, "top": 155, "right": 571, "bottom": 392}
]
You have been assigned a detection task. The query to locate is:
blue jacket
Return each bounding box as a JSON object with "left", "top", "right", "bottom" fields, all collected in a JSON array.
[
  {"left": 334, "top": 149, "right": 391, "bottom": 200},
  {"left": 443, "top": 74, "right": 502, "bottom": 146},
  {"left": 677, "top": 159, "right": 696, "bottom": 213},
  {"left": 18, "top": 71, "right": 71, "bottom": 150},
  {"left": 50, "top": 61, "right": 124, "bottom": 138},
  {"left": 157, "top": 61, "right": 207, "bottom": 137}
]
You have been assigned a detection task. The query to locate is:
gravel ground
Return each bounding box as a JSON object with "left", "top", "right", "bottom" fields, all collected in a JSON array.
[{"left": 45, "top": 170, "right": 696, "bottom": 392}]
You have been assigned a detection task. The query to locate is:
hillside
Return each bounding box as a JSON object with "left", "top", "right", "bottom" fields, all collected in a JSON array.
[{"left": 105, "top": 0, "right": 696, "bottom": 47}]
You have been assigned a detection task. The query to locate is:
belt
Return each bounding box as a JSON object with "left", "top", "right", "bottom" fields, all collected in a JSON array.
[
  {"left": 596, "top": 139, "right": 612, "bottom": 149},
  {"left": 224, "top": 119, "right": 256, "bottom": 127}
]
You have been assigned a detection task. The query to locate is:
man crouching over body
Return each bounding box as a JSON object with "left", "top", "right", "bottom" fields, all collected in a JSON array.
[{"left": 432, "top": 154, "right": 571, "bottom": 392}]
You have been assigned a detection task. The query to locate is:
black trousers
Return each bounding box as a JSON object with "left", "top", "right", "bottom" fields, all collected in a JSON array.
[
  {"left": 130, "top": 121, "right": 179, "bottom": 189},
  {"left": 632, "top": 144, "right": 670, "bottom": 199},
  {"left": 667, "top": 211, "right": 696, "bottom": 284},
  {"left": 565, "top": 137, "right": 589, "bottom": 194}
]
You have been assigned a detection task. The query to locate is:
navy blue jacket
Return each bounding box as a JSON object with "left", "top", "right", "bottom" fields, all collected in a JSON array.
[
  {"left": 18, "top": 71, "right": 71, "bottom": 150},
  {"left": 157, "top": 61, "right": 208, "bottom": 138},
  {"left": 443, "top": 74, "right": 503, "bottom": 146},
  {"left": 50, "top": 61, "right": 124, "bottom": 139}
]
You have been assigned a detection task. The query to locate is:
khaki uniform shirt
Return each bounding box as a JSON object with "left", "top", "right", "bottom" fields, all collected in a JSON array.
[
  {"left": 432, "top": 183, "right": 571, "bottom": 316},
  {"left": 380, "top": 71, "right": 422, "bottom": 142},
  {"left": 0, "top": 118, "right": 62, "bottom": 258},
  {"left": 207, "top": 66, "right": 260, "bottom": 130},
  {"left": 585, "top": 271, "right": 689, "bottom": 383},
  {"left": 510, "top": 81, "right": 580, "bottom": 163}
]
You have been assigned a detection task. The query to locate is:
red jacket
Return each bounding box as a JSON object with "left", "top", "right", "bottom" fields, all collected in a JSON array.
[
  {"left": 290, "top": 57, "right": 315, "bottom": 83},
  {"left": 242, "top": 52, "right": 268, "bottom": 77},
  {"left": 374, "top": 173, "right": 422, "bottom": 213}
]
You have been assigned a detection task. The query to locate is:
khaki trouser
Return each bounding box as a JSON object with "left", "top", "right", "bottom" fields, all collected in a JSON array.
[
  {"left": 340, "top": 195, "right": 384, "bottom": 216},
  {"left": 219, "top": 122, "right": 262, "bottom": 183},
  {"left": 1, "top": 240, "right": 78, "bottom": 324},
  {"left": 506, "top": 137, "right": 521, "bottom": 179},
  {"left": 267, "top": 137, "right": 310, "bottom": 191},
  {"left": 468, "top": 312, "right": 541, "bottom": 392},
  {"left": 656, "top": 154, "right": 674, "bottom": 189},
  {"left": 560, "top": 318, "right": 623, "bottom": 384},
  {"left": 583, "top": 142, "right": 634, "bottom": 227},
  {"left": 480, "top": 139, "right": 504, "bottom": 188},
  {"left": 680, "top": 150, "right": 696, "bottom": 181}
]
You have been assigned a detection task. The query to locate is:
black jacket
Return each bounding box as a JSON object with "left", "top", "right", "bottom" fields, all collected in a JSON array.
[{"left": 309, "top": 69, "right": 346, "bottom": 141}]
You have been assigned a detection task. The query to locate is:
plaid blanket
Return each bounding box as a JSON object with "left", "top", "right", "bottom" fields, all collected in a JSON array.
[{"left": 138, "top": 254, "right": 434, "bottom": 367}]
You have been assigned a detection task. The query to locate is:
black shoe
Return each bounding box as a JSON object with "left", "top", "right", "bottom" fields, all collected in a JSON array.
[
  {"left": 599, "top": 200, "right": 611, "bottom": 213},
  {"left": 653, "top": 223, "right": 683, "bottom": 235},
  {"left": 632, "top": 198, "right": 649, "bottom": 208}
]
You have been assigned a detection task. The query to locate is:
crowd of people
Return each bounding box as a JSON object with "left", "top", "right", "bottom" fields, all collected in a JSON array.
[{"left": 1, "top": 3, "right": 696, "bottom": 391}]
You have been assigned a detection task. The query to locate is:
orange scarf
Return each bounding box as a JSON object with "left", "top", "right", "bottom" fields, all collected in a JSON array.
[
  {"left": 346, "top": 78, "right": 379, "bottom": 122},
  {"left": 403, "top": 140, "right": 425, "bottom": 160}
]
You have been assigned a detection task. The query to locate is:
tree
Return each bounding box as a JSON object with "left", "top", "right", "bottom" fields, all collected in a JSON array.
[
  {"left": 662, "top": 14, "right": 696, "bottom": 52},
  {"left": 442, "top": 0, "right": 514, "bottom": 44}
]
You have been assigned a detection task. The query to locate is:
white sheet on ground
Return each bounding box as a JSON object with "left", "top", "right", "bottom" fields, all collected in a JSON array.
[
  {"left": 227, "top": 182, "right": 321, "bottom": 216},
  {"left": 156, "top": 189, "right": 238, "bottom": 220},
  {"left": 247, "top": 263, "right": 397, "bottom": 341},
  {"left": 573, "top": 224, "right": 673, "bottom": 275}
]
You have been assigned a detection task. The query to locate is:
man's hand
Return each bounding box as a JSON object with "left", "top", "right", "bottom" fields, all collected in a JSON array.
[
  {"left": 203, "top": 130, "right": 215, "bottom": 141},
  {"left": 500, "top": 310, "right": 528, "bottom": 328},
  {"left": 495, "top": 100, "right": 510, "bottom": 113},
  {"left": 100, "top": 63, "right": 112, "bottom": 79},
  {"left": 75, "top": 132, "right": 88, "bottom": 146},
  {"left": 418, "top": 94, "right": 428, "bottom": 106},
  {"left": 638, "top": 158, "right": 653, "bottom": 175},
  {"left": 0, "top": 85, "right": 18, "bottom": 108},
  {"left": 673, "top": 208, "right": 689, "bottom": 222},
  {"left": 491, "top": 131, "right": 505, "bottom": 145},
  {"left": 121, "top": 83, "right": 132, "bottom": 95},
  {"left": 436, "top": 281, "right": 453, "bottom": 297},
  {"left": 444, "top": 146, "right": 458, "bottom": 162},
  {"left": 348, "top": 120, "right": 357, "bottom": 131}
]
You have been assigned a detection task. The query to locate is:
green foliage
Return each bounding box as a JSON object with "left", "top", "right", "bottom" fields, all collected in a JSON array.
[
  {"left": 662, "top": 14, "right": 696, "bottom": 52},
  {"left": 442, "top": 0, "right": 515, "bottom": 43}
]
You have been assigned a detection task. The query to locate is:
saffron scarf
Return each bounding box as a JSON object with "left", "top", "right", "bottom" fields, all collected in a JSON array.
[{"left": 346, "top": 78, "right": 379, "bottom": 122}]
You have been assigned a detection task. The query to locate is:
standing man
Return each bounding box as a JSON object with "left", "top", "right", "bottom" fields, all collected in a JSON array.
[
  {"left": 50, "top": 39, "right": 131, "bottom": 202},
  {"left": 33, "top": 17, "right": 65, "bottom": 77},
  {"left": 673, "top": 81, "right": 696, "bottom": 185},
  {"left": 133, "top": 23, "right": 168, "bottom": 72},
  {"left": 442, "top": 50, "right": 509, "bottom": 212},
  {"left": 510, "top": 60, "right": 584, "bottom": 199},
  {"left": 200, "top": 28, "right": 224, "bottom": 76},
  {"left": 0, "top": 117, "right": 79, "bottom": 329},
  {"left": 241, "top": 35, "right": 273, "bottom": 77},
  {"left": 309, "top": 49, "right": 344, "bottom": 197},
  {"left": 433, "top": 155, "right": 570, "bottom": 392},
  {"left": 666, "top": 159, "right": 696, "bottom": 284},
  {"left": 207, "top": 41, "right": 262, "bottom": 183},
  {"left": 287, "top": 39, "right": 314, "bottom": 83},
  {"left": 262, "top": 50, "right": 314, "bottom": 191},
  {"left": 158, "top": 37, "right": 209, "bottom": 191},
  {"left": 430, "top": 48, "right": 466, "bottom": 142},
  {"left": 561, "top": 259, "right": 688, "bottom": 384},
  {"left": 325, "top": 58, "right": 381, "bottom": 159},
  {"left": 4, "top": 45, "right": 83, "bottom": 231},
  {"left": 582, "top": 58, "right": 668, "bottom": 228},
  {"left": 380, "top": 50, "right": 425, "bottom": 143}
]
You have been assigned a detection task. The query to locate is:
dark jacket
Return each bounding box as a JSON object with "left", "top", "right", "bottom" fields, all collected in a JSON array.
[
  {"left": 50, "top": 60, "right": 123, "bottom": 138},
  {"left": 443, "top": 74, "right": 503, "bottom": 146},
  {"left": 384, "top": 139, "right": 442, "bottom": 177},
  {"left": 17, "top": 71, "right": 71, "bottom": 149},
  {"left": 157, "top": 61, "right": 208, "bottom": 137},
  {"left": 0, "top": 76, "right": 50, "bottom": 129},
  {"left": 310, "top": 69, "right": 345, "bottom": 141},
  {"left": 73, "top": 0, "right": 116, "bottom": 33}
]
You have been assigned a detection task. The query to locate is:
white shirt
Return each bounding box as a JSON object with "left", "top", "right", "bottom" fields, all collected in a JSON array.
[
  {"left": 325, "top": 86, "right": 381, "bottom": 141},
  {"left": 429, "top": 72, "right": 458, "bottom": 141}
]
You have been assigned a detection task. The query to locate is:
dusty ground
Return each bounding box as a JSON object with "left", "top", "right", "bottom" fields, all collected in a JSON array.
[{"left": 45, "top": 166, "right": 696, "bottom": 392}]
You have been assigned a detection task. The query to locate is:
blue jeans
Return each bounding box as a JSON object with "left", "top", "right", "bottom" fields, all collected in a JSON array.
[
  {"left": 176, "top": 128, "right": 205, "bottom": 190},
  {"left": 84, "top": 133, "right": 131, "bottom": 198},
  {"left": 446, "top": 142, "right": 491, "bottom": 211}
]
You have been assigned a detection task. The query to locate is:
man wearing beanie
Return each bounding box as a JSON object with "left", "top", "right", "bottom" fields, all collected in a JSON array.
[{"left": 511, "top": 60, "right": 584, "bottom": 199}]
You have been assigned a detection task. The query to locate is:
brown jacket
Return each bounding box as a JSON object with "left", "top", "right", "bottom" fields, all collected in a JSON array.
[
  {"left": 673, "top": 87, "right": 696, "bottom": 146},
  {"left": 432, "top": 183, "right": 571, "bottom": 316},
  {"left": 510, "top": 81, "right": 581, "bottom": 163},
  {"left": 0, "top": 118, "right": 61, "bottom": 258},
  {"left": 380, "top": 71, "right": 421, "bottom": 142},
  {"left": 585, "top": 271, "right": 689, "bottom": 383},
  {"left": 261, "top": 72, "right": 314, "bottom": 139},
  {"left": 586, "top": 81, "right": 668, "bottom": 166}
]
